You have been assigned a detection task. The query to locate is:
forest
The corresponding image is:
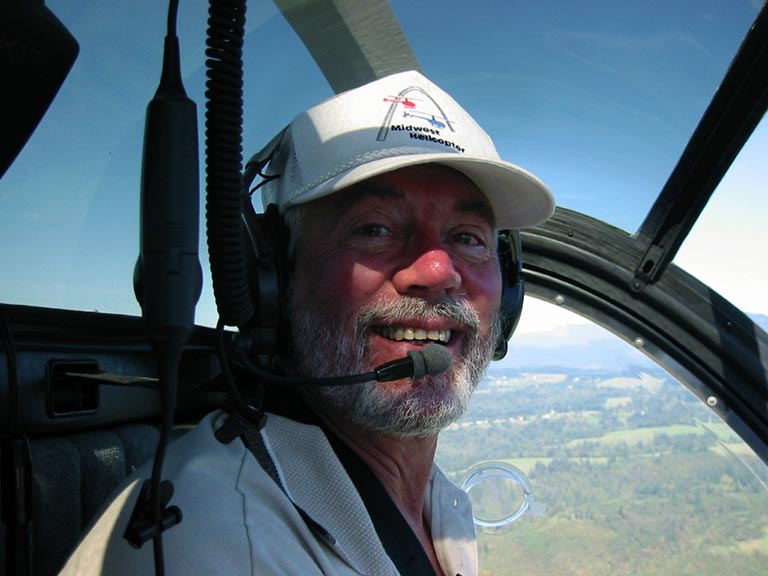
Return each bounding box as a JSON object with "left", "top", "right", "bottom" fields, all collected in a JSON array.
[{"left": 435, "top": 366, "right": 768, "bottom": 575}]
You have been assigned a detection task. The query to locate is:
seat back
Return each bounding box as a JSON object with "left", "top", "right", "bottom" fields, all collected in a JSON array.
[
  {"left": 1, "top": 423, "right": 159, "bottom": 576},
  {"left": 29, "top": 423, "right": 160, "bottom": 575}
]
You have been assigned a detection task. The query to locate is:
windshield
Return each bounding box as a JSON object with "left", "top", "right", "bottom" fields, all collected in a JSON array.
[
  {"left": 0, "top": 0, "right": 762, "bottom": 324},
  {"left": 437, "top": 306, "right": 768, "bottom": 574}
]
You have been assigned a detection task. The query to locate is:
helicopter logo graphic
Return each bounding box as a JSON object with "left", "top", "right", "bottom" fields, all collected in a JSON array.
[
  {"left": 402, "top": 110, "right": 446, "bottom": 129},
  {"left": 377, "top": 86, "right": 457, "bottom": 145},
  {"left": 382, "top": 96, "right": 448, "bottom": 128},
  {"left": 383, "top": 95, "right": 419, "bottom": 108}
]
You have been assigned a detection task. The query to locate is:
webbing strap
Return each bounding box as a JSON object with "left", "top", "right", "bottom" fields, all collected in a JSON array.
[
  {"left": 234, "top": 417, "right": 337, "bottom": 547},
  {"left": 240, "top": 424, "right": 284, "bottom": 491}
]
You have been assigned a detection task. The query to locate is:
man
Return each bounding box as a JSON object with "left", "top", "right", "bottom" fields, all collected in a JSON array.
[{"left": 60, "top": 70, "right": 553, "bottom": 575}]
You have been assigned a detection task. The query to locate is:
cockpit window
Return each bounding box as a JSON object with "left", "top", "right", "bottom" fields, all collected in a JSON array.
[
  {"left": 436, "top": 300, "right": 768, "bottom": 573},
  {"left": 0, "top": 0, "right": 761, "bottom": 323},
  {"left": 391, "top": 0, "right": 760, "bottom": 233},
  {"left": 0, "top": 0, "right": 332, "bottom": 324}
]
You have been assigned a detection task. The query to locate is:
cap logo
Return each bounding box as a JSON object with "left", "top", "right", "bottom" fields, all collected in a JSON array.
[{"left": 376, "top": 86, "right": 465, "bottom": 153}]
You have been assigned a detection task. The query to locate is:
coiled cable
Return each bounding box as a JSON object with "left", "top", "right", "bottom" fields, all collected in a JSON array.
[{"left": 205, "top": 0, "right": 253, "bottom": 327}]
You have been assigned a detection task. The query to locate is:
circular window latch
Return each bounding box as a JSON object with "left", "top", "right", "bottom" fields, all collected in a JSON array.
[{"left": 460, "top": 461, "right": 540, "bottom": 532}]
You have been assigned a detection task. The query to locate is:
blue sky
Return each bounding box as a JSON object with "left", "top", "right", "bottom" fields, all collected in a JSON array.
[{"left": 0, "top": 0, "right": 764, "bottom": 331}]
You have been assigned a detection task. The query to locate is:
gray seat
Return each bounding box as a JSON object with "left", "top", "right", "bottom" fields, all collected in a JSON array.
[{"left": 28, "top": 423, "right": 160, "bottom": 576}]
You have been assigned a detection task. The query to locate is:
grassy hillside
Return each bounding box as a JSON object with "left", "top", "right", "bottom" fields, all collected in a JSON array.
[{"left": 436, "top": 370, "right": 768, "bottom": 575}]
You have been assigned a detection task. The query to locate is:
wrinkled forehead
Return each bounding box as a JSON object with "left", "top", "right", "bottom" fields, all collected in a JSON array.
[{"left": 298, "top": 164, "right": 497, "bottom": 230}]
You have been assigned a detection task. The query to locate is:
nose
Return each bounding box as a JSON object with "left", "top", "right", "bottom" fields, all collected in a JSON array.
[{"left": 392, "top": 246, "right": 462, "bottom": 298}]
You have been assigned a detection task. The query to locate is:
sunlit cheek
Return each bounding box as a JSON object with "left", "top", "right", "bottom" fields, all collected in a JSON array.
[
  {"left": 350, "top": 261, "right": 391, "bottom": 298},
  {"left": 480, "top": 274, "right": 504, "bottom": 333},
  {"left": 346, "top": 264, "right": 395, "bottom": 358}
]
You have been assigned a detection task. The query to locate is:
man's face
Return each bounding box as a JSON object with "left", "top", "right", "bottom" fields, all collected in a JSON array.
[{"left": 289, "top": 164, "right": 503, "bottom": 437}]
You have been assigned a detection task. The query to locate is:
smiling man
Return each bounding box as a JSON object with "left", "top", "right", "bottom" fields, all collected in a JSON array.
[
  {"left": 251, "top": 70, "right": 554, "bottom": 575},
  {"left": 61, "top": 70, "right": 554, "bottom": 576},
  {"left": 285, "top": 165, "right": 506, "bottom": 573}
]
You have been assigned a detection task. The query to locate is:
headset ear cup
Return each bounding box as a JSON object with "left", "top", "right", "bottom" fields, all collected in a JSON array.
[
  {"left": 241, "top": 203, "right": 292, "bottom": 355},
  {"left": 264, "top": 204, "right": 292, "bottom": 355},
  {"left": 493, "top": 337, "right": 509, "bottom": 362},
  {"left": 493, "top": 230, "right": 525, "bottom": 361}
]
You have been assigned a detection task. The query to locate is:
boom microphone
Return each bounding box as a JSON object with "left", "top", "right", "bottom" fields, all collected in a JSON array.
[
  {"left": 247, "top": 343, "right": 452, "bottom": 387},
  {"left": 374, "top": 343, "right": 452, "bottom": 382}
]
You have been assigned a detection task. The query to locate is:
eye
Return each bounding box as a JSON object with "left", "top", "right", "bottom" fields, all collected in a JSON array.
[
  {"left": 449, "top": 227, "right": 495, "bottom": 263},
  {"left": 453, "top": 231, "right": 486, "bottom": 247},
  {"left": 353, "top": 224, "right": 391, "bottom": 238}
]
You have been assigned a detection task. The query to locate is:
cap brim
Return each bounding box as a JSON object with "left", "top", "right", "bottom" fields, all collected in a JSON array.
[{"left": 286, "top": 153, "right": 555, "bottom": 230}]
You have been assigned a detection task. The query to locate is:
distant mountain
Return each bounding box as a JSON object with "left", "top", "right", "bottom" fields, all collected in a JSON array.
[
  {"left": 493, "top": 313, "right": 767, "bottom": 376},
  {"left": 496, "top": 323, "right": 655, "bottom": 374},
  {"left": 751, "top": 313, "right": 768, "bottom": 332}
]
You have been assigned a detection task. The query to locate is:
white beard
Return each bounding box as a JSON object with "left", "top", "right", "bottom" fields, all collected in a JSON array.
[{"left": 290, "top": 295, "right": 500, "bottom": 438}]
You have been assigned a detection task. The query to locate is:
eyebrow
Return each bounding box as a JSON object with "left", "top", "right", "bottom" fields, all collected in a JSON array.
[
  {"left": 457, "top": 199, "right": 496, "bottom": 228},
  {"left": 328, "top": 183, "right": 403, "bottom": 223}
]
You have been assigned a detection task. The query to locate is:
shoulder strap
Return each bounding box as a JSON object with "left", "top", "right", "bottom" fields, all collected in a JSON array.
[{"left": 216, "top": 412, "right": 338, "bottom": 547}]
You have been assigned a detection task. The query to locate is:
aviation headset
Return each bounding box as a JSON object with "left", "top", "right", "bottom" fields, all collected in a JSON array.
[{"left": 237, "top": 141, "right": 525, "bottom": 363}]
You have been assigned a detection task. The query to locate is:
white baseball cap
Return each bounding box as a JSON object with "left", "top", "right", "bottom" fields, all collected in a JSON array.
[{"left": 258, "top": 70, "right": 555, "bottom": 229}]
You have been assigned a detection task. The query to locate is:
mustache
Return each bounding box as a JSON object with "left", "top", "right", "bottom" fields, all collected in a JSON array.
[{"left": 353, "top": 296, "right": 482, "bottom": 338}]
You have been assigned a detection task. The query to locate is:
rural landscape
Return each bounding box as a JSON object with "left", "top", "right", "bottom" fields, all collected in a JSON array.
[{"left": 436, "top": 322, "right": 768, "bottom": 575}]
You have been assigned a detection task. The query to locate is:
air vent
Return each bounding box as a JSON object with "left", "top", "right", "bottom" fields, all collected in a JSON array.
[{"left": 46, "top": 359, "right": 100, "bottom": 417}]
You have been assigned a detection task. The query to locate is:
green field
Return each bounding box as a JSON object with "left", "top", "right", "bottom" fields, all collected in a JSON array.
[{"left": 436, "top": 372, "right": 768, "bottom": 575}]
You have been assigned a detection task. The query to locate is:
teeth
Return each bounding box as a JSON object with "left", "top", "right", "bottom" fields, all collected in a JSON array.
[{"left": 375, "top": 326, "right": 452, "bottom": 343}]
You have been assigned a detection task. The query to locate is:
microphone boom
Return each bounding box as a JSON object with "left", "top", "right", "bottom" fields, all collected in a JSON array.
[{"left": 243, "top": 343, "right": 452, "bottom": 386}]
